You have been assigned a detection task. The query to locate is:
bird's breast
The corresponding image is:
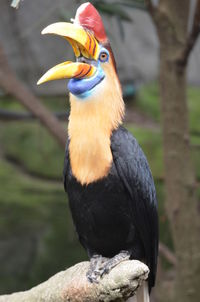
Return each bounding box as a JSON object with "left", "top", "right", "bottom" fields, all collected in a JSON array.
[{"left": 69, "top": 133, "right": 113, "bottom": 185}]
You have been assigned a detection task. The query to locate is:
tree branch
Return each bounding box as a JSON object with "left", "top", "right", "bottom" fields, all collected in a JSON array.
[
  {"left": 0, "top": 43, "right": 66, "bottom": 148},
  {"left": 145, "top": 0, "right": 156, "bottom": 19},
  {"left": 179, "top": 0, "right": 200, "bottom": 66},
  {"left": 0, "top": 109, "right": 68, "bottom": 121},
  {"left": 0, "top": 260, "right": 149, "bottom": 302},
  {"left": 159, "top": 243, "right": 177, "bottom": 266}
]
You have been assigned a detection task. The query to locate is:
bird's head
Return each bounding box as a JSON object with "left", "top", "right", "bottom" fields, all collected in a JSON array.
[{"left": 37, "top": 2, "right": 121, "bottom": 101}]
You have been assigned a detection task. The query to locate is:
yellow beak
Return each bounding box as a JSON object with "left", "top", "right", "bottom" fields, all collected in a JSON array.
[{"left": 37, "top": 22, "right": 100, "bottom": 85}]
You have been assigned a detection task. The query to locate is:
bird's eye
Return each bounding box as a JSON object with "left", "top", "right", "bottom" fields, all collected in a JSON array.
[{"left": 99, "top": 52, "right": 109, "bottom": 62}]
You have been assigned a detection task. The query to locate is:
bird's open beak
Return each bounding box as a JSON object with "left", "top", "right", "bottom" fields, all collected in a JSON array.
[{"left": 37, "top": 22, "right": 99, "bottom": 85}]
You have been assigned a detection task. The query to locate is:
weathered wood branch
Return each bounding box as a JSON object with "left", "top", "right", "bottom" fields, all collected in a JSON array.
[{"left": 0, "top": 260, "right": 149, "bottom": 302}]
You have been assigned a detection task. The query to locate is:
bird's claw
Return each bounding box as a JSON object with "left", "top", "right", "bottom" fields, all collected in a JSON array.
[
  {"left": 86, "top": 254, "right": 108, "bottom": 283},
  {"left": 87, "top": 250, "right": 130, "bottom": 283},
  {"left": 86, "top": 268, "right": 101, "bottom": 283}
]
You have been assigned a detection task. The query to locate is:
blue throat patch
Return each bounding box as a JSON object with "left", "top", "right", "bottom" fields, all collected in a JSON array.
[{"left": 68, "top": 64, "right": 105, "bottom": 99}]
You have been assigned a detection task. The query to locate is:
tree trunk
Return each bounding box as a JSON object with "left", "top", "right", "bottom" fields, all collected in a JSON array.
[
  {"left": 160, "top": 45, "right": 200, "bottom": 302},
  {"left": 150, "top": 1, "right": 200, "bottom": 301}
]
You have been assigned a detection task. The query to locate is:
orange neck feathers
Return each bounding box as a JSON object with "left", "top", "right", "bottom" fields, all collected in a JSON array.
[{"left": 68, "top": 63, "right": 124, "bottom": 185}]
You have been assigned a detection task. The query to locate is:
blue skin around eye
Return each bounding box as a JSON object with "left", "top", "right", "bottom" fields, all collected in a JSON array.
[
  {"left": 68, "top": 47, "right": 109, "bottom": 99},
  {"left": 68, "top": 64, "right": 105, "bottom": 99}
]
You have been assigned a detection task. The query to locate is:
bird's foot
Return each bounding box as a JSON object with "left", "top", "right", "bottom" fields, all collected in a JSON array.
[
  {"left": 98, "top": 250, "right": 131, "bottom": 277},
  {"left": 87, "top": 250, "right": 130, "bottom": 283},
  {"left": 86, "top": 254, "right": 109, "bottom": 283}
]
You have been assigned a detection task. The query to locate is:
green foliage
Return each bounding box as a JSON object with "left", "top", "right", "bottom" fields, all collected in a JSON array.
[
  {"left": 127, "top": 125, "right": 163, "bottom": 179},
  {"left": 0, "top": 96, "right": 68, "bottom": 112},
  {"left": 137, "top": 83, "right": 200, "bottom": 135},
  {"left": 136, "top": 82, "right": 161, "bottom": 122},
  {"left": 0, "top": 96, "right": 26, "bottom": 112},
  {"left": 136, "top": 83, "right": 200, "bottom": 181},
  {"left": 0, "top": 94, "right": 68, "bottom": 180},
  {"left": 0, "top": 159, "right": 86, "bottom": 294},
  {"left": 0, "top": 122, "right": 64, "bottom": 179}
]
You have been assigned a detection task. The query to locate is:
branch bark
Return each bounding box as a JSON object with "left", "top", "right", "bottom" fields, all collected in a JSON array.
[
  {"left": 0, "top": 43, "right": 66, "bottom": 148},
  {"left": 0, "top": 260, "right": 149, "bottom": 302}
]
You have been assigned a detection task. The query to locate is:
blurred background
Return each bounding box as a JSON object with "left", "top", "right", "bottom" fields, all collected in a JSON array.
[{"left": 0, "top": 1, "right": 200, "bottom": 301}]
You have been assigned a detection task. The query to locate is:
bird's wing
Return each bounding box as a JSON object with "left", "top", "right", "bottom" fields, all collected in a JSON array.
[{"left": 111, "top": 126, "right": 158, "bottom": 289}]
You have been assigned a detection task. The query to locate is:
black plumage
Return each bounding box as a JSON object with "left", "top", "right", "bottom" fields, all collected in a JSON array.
[{"left": 63, "top": 126, "right": 158, "bottom": 291}]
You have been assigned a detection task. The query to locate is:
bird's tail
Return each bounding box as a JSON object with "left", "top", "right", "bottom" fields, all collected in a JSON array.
[{"left": 127, "top": 281, "right": 150, "bottom": 302}]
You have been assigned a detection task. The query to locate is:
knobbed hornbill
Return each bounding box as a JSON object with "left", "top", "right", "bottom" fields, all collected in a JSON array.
[{"left": 38, "top": 1, "right": 158, "bottom": 296}]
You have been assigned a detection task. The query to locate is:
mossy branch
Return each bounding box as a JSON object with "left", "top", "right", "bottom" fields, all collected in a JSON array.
[{"left": 0, "top": 260, "right": 149, "bottom": 302}]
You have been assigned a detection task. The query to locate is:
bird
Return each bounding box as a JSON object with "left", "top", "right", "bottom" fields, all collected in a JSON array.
[{"left": 38, "top": 1, "right": 158, "bottom": 296}]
